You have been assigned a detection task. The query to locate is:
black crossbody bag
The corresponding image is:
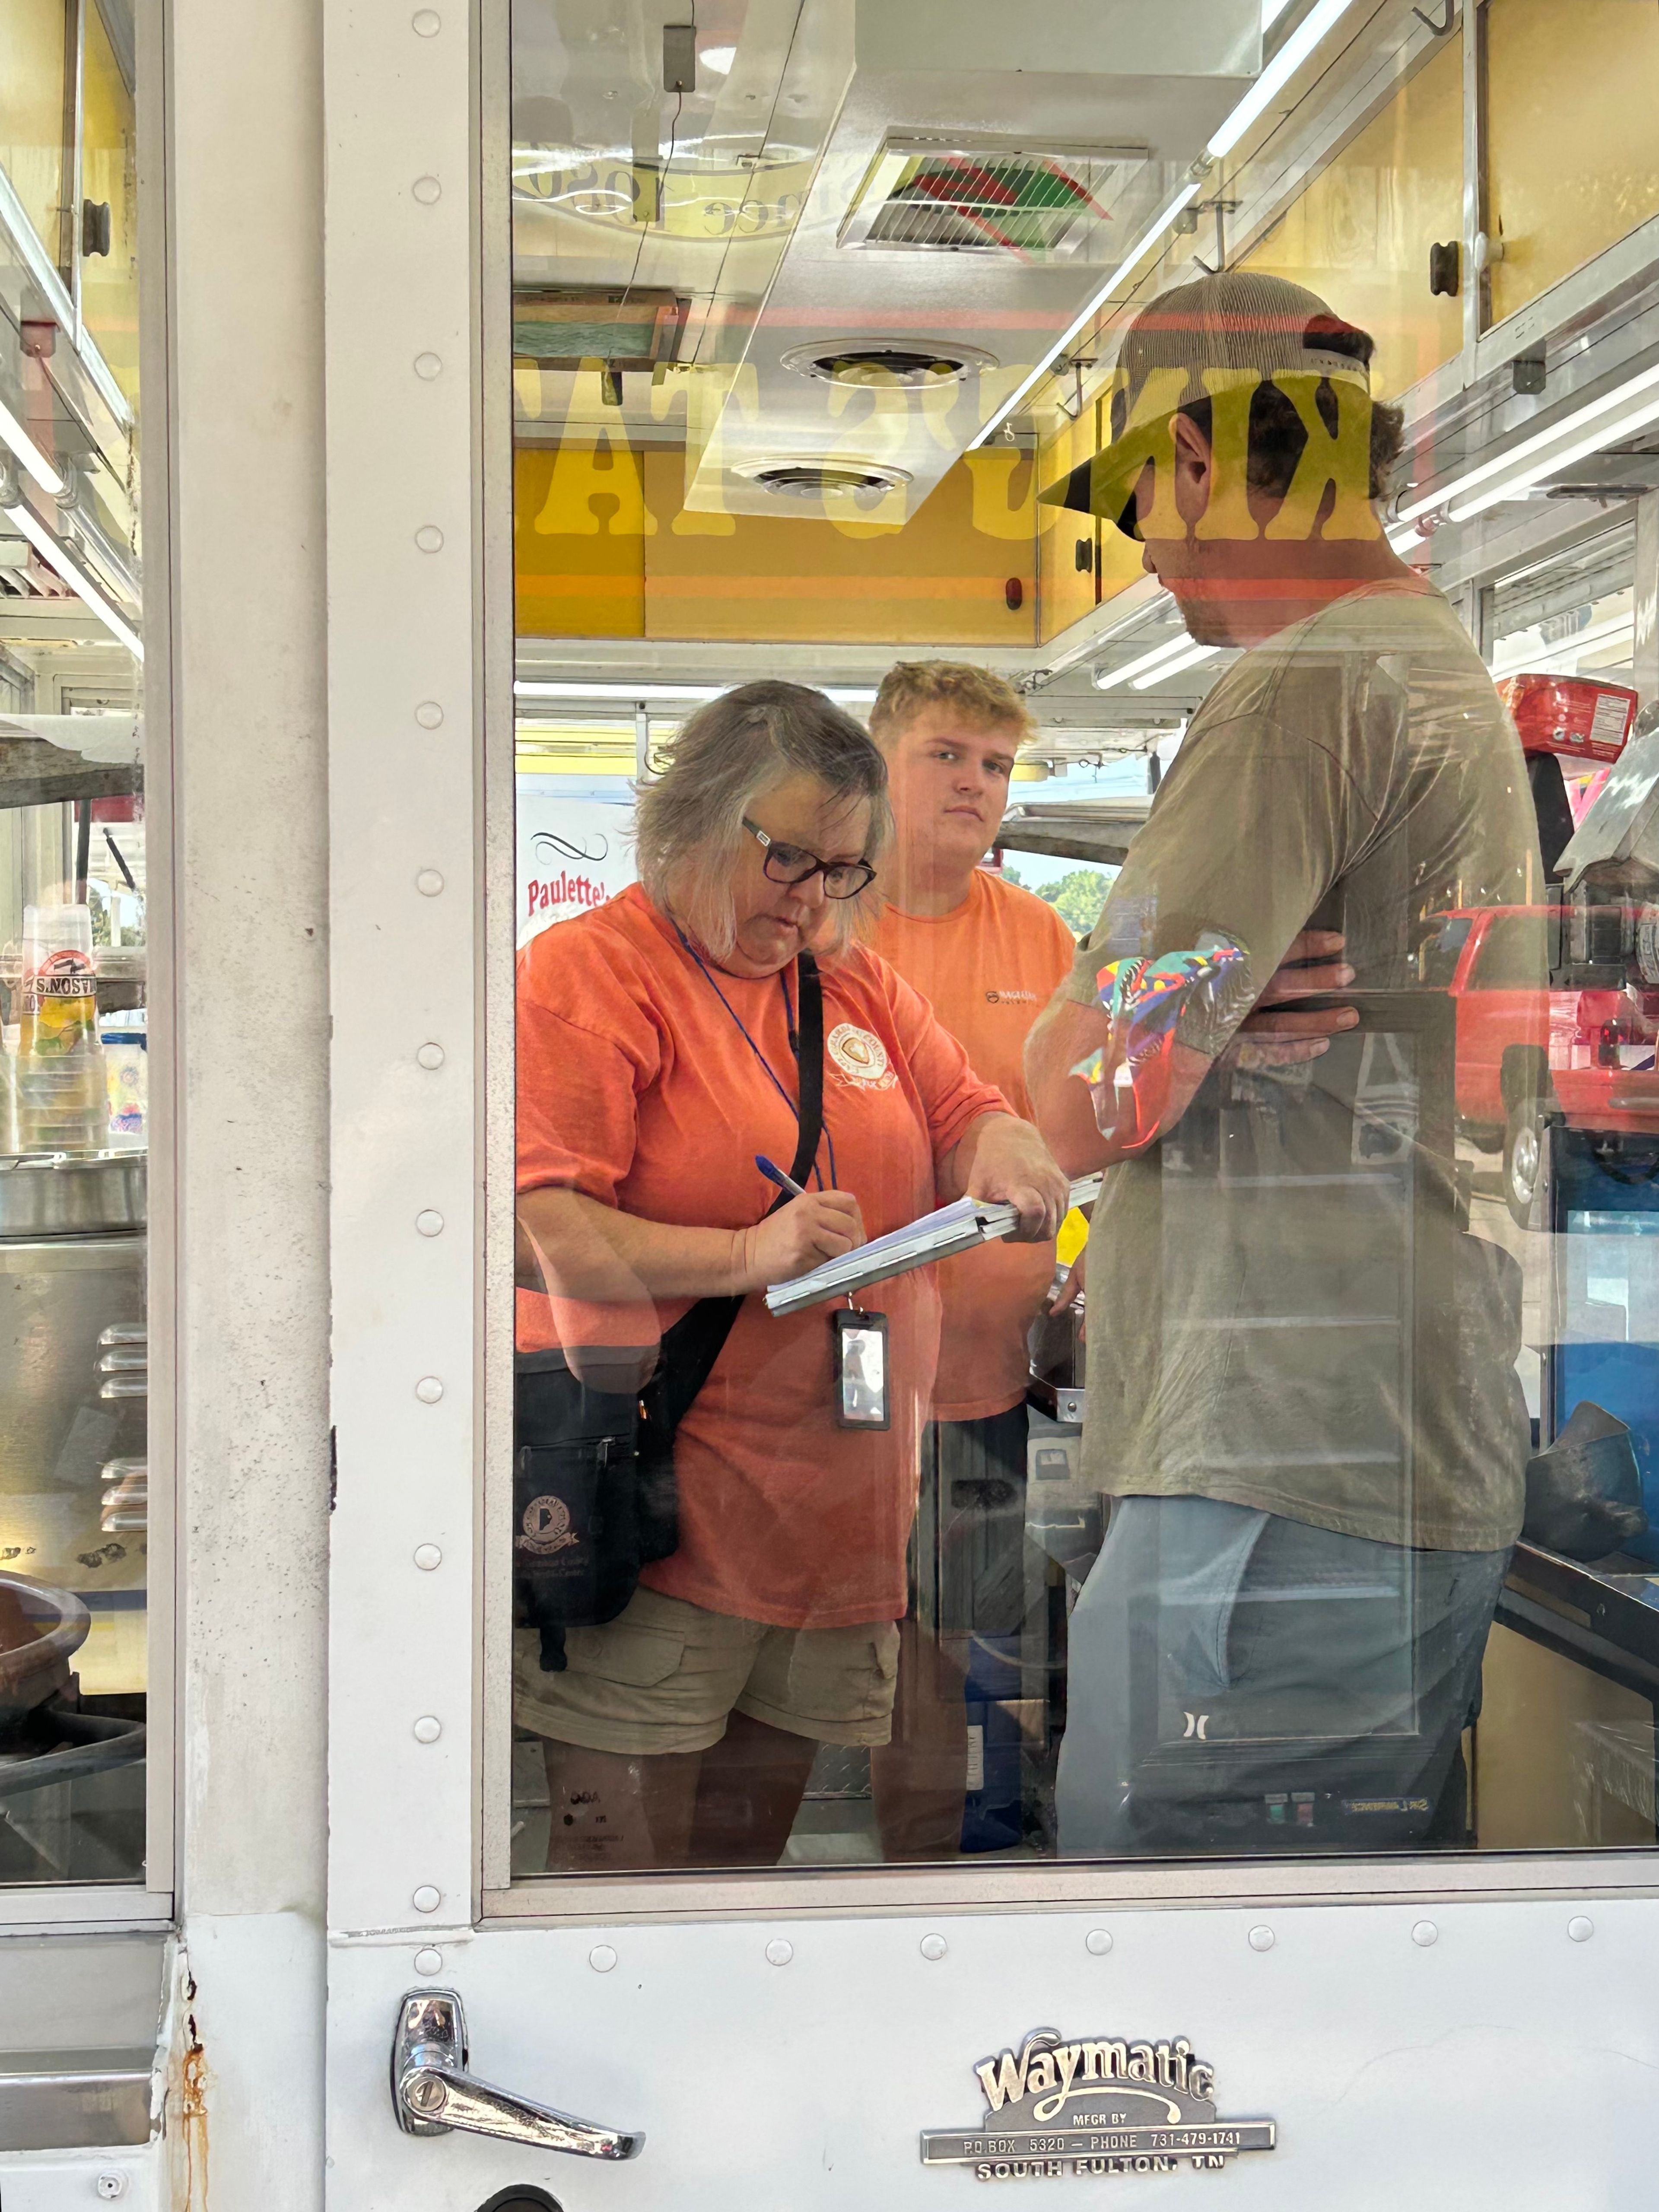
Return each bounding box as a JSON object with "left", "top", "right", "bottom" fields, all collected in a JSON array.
[{"left": 514, "top": 952, "right": 825, "bottom": 1672}]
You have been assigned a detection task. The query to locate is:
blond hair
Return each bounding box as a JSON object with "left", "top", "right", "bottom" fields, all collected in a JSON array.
[{"left": 868, "top": 660, "right": 1036, "bottom": 749}]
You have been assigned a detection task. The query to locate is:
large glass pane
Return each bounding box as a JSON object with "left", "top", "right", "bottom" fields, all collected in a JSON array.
[
  {"left": 0, "top": 0, "right": 70, "bottom": 273},
  {"left": 505, "top": 0, "right": 1659, "bottom": 1880},
  {"left": 0, "top": 0, "right": 148, "bottom": 1883},
  {"left": 80, "top": 0, "right": 139, "bottom": 408}
]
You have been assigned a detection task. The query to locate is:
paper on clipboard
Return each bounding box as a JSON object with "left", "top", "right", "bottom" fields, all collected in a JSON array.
[{"left": 764, "top": 1174, "right": 1102, "bottom": 1318}]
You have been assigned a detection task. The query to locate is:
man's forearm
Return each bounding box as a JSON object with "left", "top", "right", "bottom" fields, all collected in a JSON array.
[{"left": 1026, "top": 1000, "right": 1214, "bottom": 1174}]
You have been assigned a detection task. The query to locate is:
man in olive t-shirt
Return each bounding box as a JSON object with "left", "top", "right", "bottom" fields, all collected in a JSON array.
[{"left": 1027, "top": 272, "right": 1542, "bottom": 1856}]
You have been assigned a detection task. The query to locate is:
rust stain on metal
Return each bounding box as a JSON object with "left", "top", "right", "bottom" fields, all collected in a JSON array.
[{"left": 168, "top": 1974, "right": 212, "bottom": 2209}]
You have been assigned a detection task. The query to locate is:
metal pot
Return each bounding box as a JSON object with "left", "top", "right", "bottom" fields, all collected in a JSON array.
[
  {"left": 0, "top": 1152, "right": 146, "bottom": 1240},
  {"left": 0, "top": 1572, "right": 89, "bottom": 1726}
]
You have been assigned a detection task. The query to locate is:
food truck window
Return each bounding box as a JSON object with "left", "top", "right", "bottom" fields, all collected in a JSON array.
[
  {"left": 0, "top": 0, "right": 151, "bottom": 1888},
  {"left": 504, "top": 0, "right": 1659, "bottom": 1881}
]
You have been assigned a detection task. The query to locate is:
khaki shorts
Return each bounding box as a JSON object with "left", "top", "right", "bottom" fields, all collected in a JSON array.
[{"left": 514, "top": 1585, "right": 900, "bottom": 1757}]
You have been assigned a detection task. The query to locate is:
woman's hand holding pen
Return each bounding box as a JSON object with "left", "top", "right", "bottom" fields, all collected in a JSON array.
[{"left": 739, "top": 1189, "right": 866, "bottom": 1290}]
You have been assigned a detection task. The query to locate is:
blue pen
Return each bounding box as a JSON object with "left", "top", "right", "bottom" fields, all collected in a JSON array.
[{"left": 755, "top": 1154, "right": 808, "bottom": 1200}]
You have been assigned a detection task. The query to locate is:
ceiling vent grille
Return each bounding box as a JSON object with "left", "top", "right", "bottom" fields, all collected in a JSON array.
[
  {"left": 840, "top": 137, "right": 1145, "bottom": 259},
  {"left": 780, "top": 341, "right": 998, "bottom": 388},
  {"left": 736, "top": 459, "right": 913, "bottom": 501}
]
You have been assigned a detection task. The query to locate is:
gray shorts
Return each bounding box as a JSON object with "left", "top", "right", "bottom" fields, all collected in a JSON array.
[{"left": 1057, "top": 1494, "right": 1510, "bottom": 1856}]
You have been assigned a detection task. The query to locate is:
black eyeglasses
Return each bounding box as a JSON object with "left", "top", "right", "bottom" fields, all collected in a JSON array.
[{"left": 742, "top": 817, "right": 876, "bottom": 900}]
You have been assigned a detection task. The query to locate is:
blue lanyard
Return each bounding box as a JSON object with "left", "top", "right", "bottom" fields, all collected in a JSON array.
[{"left": 672, "top": 921, "right": 837, "bottom": 1190}]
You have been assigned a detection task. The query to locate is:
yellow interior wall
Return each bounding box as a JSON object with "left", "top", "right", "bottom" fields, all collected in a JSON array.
[
  {"left": 1487, "top": 0, "right": 1659, "bottom": 325},
  {"left": 514, "top": 441, "right": 1038, "bottom": 645},
  {"left": 1037, "top": 404, "right": 1098, "bottom": 644},
  {"left": 515, "top": 440, "right": 648, "bottom": 640},
  {"left": 1475, "top": 1621, "right": 1656, "bottom": 1849},
  {"left": 1239, "top": 35, "right": 1464, "bottom": 399},
  {"left": 0, "top": 0, "right": 68, "bottom": 265},
  {"left": 80, "top": 0, "right": 139, "bottom": 406},
  {"left": 643, "top": 452, "right": 1036, "bottom": 645}
]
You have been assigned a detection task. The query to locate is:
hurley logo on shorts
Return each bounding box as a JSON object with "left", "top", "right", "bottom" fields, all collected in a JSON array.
[{"left": 919, "top": 2025, "right": 1276, "bottom": 2182}]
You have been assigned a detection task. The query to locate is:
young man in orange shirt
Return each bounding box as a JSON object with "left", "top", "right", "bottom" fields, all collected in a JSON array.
[{"left": 868, "top": 661, "right": 1079, "bottom": 1856}]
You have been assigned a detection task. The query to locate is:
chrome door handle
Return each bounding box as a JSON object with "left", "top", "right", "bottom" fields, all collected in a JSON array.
[{"left": 391, "top": 1990, "right": 644, "bottom": 2158}]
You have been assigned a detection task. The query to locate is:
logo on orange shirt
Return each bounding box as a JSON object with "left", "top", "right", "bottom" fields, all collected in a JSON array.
[
  {"left": 828, "top": 1022, "right": 897, "bottom": 1089},
  {"left": 985, "top": 988, "right": 1039, "bottom": 1004}
]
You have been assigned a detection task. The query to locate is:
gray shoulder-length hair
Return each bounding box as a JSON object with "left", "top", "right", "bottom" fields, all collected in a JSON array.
[{"left": 635, "top": 680, "right": 892, "bottom": 959}]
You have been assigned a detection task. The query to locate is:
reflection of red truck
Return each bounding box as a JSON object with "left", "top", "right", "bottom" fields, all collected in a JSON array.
[{"left": 1422, "top": 905, "right": 1659, "bottom": 1223}]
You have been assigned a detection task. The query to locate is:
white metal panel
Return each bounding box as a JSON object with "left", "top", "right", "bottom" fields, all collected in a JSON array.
[
  {"left": 0, "top": 2148, "right": 160, "bottom": 2209},
  {"left": 326, "top": 1895, "right": 1659, "bottom": 2209},
  {"left": 323, "top": 0, "right": 485, "bottom": 1954}
]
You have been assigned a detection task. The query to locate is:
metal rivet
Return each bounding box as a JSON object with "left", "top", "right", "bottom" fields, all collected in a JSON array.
[
  {"left": 765, "top": 1938, "right": 793, "bottom": 1966},
  {"left": 95, "top": 2181, "right": 127, "bottom": 2204},
  {"left": 415, "top": 700, "right": 444, "bottom": 728},
  {"left": 416, "top": 1209, "right": 444, "bottom": 1237},
  {"left": 413, "top": 1947, "right": 443, "bottom": 1976},
  {"left": 415, "top": 524, "right": 444, "bottom": 553},
  {"left": 412, "top": 7, "right": 440, "bottom": 31},
  {"left": 416, "top": 868, "right": 444, "bottom": 896},
  {"left": 413, "top": 1715, "right": 442, "bottom": 1744},
  {"left": 413, "top": 1544, "right": 442, "bottom": 1570},
  {"left": 415, "top": 1376, "right": 444, "bottom": 1404},
  {"left": 1411, "top": 1920, "right": 1439, "bottom": 1947},
  {"left": 412, "top": 1885, "right": 441, "bottom": 1913},
  {"left": 412, "top": 175, "right": 442, "bottom": 205},
  {"left": 1084, "top": 1929, "right": 1112, "bottom": 1956},
  {"left": 919, "top": 1933, "right": 947, "bottom": 1962},
  {"left": 589, "top": 1944, "right": 617, "bottom": 1973},
  {"left": 1568, "top": 1915, "right": 1594, "bottom": 1943},
  {"left": 414, "top": 351, "right": 443, "bottom": 381},
  {"left": 416, "top": 1042, "right": 445, "bottom": 1071},
  {"left": 1247, "top": 1925, "right": 1275, "bottom": 1953}
]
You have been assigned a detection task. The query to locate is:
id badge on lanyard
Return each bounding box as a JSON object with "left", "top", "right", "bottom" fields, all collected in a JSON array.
[{"left": 833, "top": 1304, "right": 890, "bottom": 1430}]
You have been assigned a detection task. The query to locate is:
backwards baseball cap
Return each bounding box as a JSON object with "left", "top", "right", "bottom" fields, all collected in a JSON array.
[{"left": 1040, "top": 269, "right": 1377, "bottom": 541}]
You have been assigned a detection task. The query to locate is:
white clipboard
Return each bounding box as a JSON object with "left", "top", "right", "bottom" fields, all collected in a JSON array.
[{"left": 764, "top": 1174, "right": 1101, "bottom": 1318}]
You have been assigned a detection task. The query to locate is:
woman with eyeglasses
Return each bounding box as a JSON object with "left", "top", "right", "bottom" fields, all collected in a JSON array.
[{"left": 514, "top": 680, "right": 1069, "bottom": 1870}]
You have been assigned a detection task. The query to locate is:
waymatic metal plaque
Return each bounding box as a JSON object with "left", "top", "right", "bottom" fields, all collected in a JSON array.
[{"left": 921, "top": 2028, "right": 1276, "bottom": 2182}]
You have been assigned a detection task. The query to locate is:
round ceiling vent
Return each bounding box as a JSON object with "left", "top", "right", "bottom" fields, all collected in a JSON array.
[
  {"left": 780, "top": 340, "right": 998, "bottom": 387},
  {"left": 734, "top": 458, "right": 913, "bottom": 500}
]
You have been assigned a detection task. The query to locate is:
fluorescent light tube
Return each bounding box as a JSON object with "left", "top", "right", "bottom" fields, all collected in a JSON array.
[
  {"left": 513, "top": 679, "right": 878, "bottom": 706},
  {"left": 1398, "top": 363, "right": 1659, "bottom": 524},
  {"left": 516, "top": 680, "right": 723, "bottom": 702},
  {"left": 1132, "top": 642, "right": 1221, "bottom": 689},
  {"left": 0, "top": 399, "right": 64, "bottom": 498},
  {"left": 3, "top": 502, "right": 143, "bottom": 658},
  {"left": 1093, "top": 633, "right": 1202, "bottom": 692},
  {"left": 1207, "top": 0, "right": 1364, "bottom": 159},
  {"left": 966, "top": 0, "right": 1365, "bottom": 454},
  {"left": 1449, "top": 391, "right": 1659, "bottom": 522},
  {"left": 1492, "top": 611, "right": 1635, "bottom": 679},
  {"left": 967, "top": 182, "right": 1202, "bottom": 453}
]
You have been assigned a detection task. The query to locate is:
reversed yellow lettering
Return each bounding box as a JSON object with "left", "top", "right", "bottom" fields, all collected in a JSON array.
[
  {"left": 1091, "top": 366, "right": 1189, "bottom": 539},
  {"left": 1262, "top": 372, "right": 1380, "bottom": 542},
  {"left": 1194, "top": 368, "right": 1261, "bottom": 542},
  {"left": 964, "top": 448, "right": 1036, "bottom": 541},
  {"left": 532, "top": 429, "right": 655, "bottom": 537}
]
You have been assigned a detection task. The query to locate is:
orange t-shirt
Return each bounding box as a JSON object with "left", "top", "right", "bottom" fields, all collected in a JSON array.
[
  {"left": 874, "top": 869, "right": 1077, "bottom": 1421},
  {"left": 515, "top": 884, "right": 1008, "bottom": 1630}
]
